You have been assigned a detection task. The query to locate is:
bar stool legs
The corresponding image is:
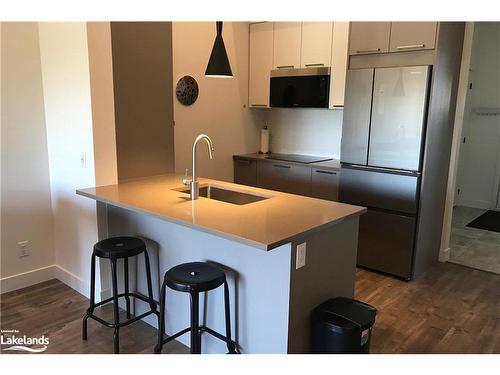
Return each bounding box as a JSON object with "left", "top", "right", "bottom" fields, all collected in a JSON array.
[
  {"left": 82, "top": 242, "right": 160, "bottom": 354},
  {"left": 110, "top": 258, "right": 120, "bottom": 354},
  {"left": 143, "top": 250, "right": 160, "bottom": 329},
  {"left": 82, "top": 253, "right": 96, "bottom": 341},
  {"left": 155, "top": 263, "right": 239, "bottom": 355},
  {"left": 154, "top": 280, "right": 167, "bottom": 354},
  {"left": 190, "top": 292, "right": 200, "bottom": 354},
  {"left": 124, "top": 258, "right": 131, "bottom": 320},
  {"left": 223, "top": 280, "right": 236, "bottom": 354}
]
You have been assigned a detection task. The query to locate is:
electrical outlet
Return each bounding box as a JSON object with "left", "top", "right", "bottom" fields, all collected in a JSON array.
[
  {"left": 296, "top": 242, "right": 306, "bottom": 269},
  {"left": 18, "top": 241, "right": 30, "bottom": 258}
]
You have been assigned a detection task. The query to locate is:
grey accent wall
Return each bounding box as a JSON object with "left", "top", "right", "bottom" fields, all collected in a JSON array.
[
  {"left": 287, "top": 217, "right": 358, "bottom": 353},
  {"left": 111, "top": 22, "right": 175, "bottom": 181}
]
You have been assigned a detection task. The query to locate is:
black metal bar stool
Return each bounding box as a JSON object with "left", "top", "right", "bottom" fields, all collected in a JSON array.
[
  {"left": 82, "top": 236, "right": 160, "bottom": 354},
  {"left": 154, "top": 262, "right": 238, "bottom": 354}
]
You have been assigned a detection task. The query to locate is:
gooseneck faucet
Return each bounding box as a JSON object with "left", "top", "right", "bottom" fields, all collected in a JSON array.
[{"left": 183, "top": 134, "right": 214, "bottom": 200}]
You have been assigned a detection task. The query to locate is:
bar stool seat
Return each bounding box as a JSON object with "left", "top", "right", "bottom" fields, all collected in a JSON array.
[
  {"left": 82, "top": 236, "right": 159, "bottom": 354},
  {"left": 93, "top": 236, "right": 145, "bottom": 259},
  {"left": 155, "top": 261, "right": 238, "bottom": 354},
  {"left": 165, "top": 262, "right": 225, "bottom": 293}
]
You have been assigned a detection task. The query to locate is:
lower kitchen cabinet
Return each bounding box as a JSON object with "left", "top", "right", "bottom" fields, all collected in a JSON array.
[
  {"left": 234, "top": 157, "right": 340, "bottom": 201},
  {"left": 233, "top": 158, "right": 257, "bottom": 186},
  {"left": 311, "top": 168, "right": 339, "bottom": 201},
  {"left": 257, "top": 161, "right": 311, "bottom": 196}
]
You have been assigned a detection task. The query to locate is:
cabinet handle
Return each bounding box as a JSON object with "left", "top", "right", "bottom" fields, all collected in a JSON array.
[
  {"left": 396, "top": 44, "right": 425, "bottom": 50},
  {"left": 276, "top": 65, "right": 294, "bottom": 69},
  {"left": 236, "top": 159, "right": 252, "bottom": 165},
  {"left": 315, "top": 170, "right": 337, "bottom": 175},
  {"left": 356, "top": 48, "right": 381, "bottom": 53},
  {"left": 273, "top": 164, "right": 291, "bottom": 169},
  {"left": 305, "top": 63, "right": 324, "bottom": 67},
  {"left": 250, "top": 104, "right": 268, "bottom": 108}
]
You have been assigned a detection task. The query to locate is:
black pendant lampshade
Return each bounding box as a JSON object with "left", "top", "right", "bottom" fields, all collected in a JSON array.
[{"left": 205, "top": 21, "right": 233, "bottom": 78}]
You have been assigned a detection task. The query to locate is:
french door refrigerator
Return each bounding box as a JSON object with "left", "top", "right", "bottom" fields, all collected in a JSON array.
[{"left": 339, "top": 65, "right": 431, "bottom": 280}]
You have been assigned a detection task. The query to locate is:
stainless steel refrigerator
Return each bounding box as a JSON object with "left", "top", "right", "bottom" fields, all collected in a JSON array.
[{"left": 339, "top": 65, "right": 431, "bottom": 280}]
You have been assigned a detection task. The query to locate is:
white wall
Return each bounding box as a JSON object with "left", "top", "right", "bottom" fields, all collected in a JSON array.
[
  {"left": 0, "top": 23, "right": 55, "bottom": 289},
  {"left": 455, "top": 22, "right": 500, "bottom": 209},
  {"left": 439, "top": 22, "right": 474, "bottom": 261},
  {"left": 265, "top": 108, "right": 343, "bottom": 158},
  {"left": 86, "top": 22, "right": 118, "bottom": 187},
  {"left": 38, "top": 22, "right": 99, "bottom": 296},
  {"left": 172, "top": 22, "right": 265, "bottom": 182}
]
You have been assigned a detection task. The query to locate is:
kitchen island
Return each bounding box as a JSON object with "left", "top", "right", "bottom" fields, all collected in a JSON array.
[{"left": 77, "top": 174, "right": 365, "bottom": 353}]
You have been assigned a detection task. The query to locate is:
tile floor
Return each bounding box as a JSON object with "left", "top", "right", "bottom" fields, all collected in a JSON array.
[{"left": 449, "top": 205, "right": 500, "bottom": 274}]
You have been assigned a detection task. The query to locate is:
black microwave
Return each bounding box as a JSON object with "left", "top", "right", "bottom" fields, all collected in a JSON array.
[{"left": 269, "top": 67, "right": 330, "bottom": 108}]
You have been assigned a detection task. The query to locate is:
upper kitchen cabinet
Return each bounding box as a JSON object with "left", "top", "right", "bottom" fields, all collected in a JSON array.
[
  {"left": 300, "top": 22, "right": 333, "bottom": 68},
  {"left": 248, "top": 21, "right": 350, "bottom": 108},
  {"left": 389, "top": 22, "right": 438, "bottom": 52},
  {"left": 329, "top": 22, "right": 349, "bottom": 108},
  {"left": 248, "top": 22, "right": 274, "bottom": 108},
  {"left": 273, "top": 22, "right": 302, "bottom": 69},
  {"left": 349, "top": 22, "right": 391, "bottom": 55}
]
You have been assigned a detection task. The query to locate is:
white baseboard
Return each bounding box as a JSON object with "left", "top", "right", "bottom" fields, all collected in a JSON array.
[
  {"left": 0, "top": 265, "right": 56, "bottom": 294},
  {"left": 0, "top": 264, "right": 90, "bottom": 298},
  {"left": 439, "top": 247, "right": 450, "bottom": 262},
  {"left": 54, "top": 265, "right": 89, "bottom": 298}
]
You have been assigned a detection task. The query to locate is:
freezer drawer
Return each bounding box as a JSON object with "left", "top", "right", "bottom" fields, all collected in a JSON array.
[
  {"left": 339, "top": 166, "right": 419, "bottom": 214},
  {"left": 357, "top": 209, "right": 416, "bottom": 280}
]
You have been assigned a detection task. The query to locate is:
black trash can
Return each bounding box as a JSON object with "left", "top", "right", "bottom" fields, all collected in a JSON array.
[{"left": 311, "top": 297, "right": 377, "bottom": 354}]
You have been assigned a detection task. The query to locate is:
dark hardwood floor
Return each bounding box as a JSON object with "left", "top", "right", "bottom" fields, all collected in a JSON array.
[
  {"left": 0, "top": 279, "right": 188, "bottom": 354},
  {"left": 356, "top": 263, "right": 500, "bottom": 354},
  {"left": 1, "top": 262, "right": 498, "bottom": 354}
]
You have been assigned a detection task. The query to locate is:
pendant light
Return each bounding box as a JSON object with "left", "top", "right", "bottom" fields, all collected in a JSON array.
[{"left": 205, "top": 21, "right": 233, "bottom": 78}]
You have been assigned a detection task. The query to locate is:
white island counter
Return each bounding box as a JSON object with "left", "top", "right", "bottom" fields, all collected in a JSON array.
[{"left": 77, "top": 174, "right": 365, "bottom": 353}]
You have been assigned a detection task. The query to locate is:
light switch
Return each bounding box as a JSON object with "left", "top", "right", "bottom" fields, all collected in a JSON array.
[
  {"left": 296, "top": 242, "right": 306, "bottom": 269},
  {"left": 80, "top": 152, "right": 87, "bottom": 168}
]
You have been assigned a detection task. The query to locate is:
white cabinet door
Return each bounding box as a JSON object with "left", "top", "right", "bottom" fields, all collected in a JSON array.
[
  {"left": 329, "top": 22, "right": 349, "bottom": 108},
  {"left": 273, "top": 22, "right": 302, "bottom": 69},
  {"left": 300, "top": 22, "right": 333, "bottom": 68},
  {"left": 248, "top": 22, "right": 274, "bottom": 108},
  {"left": 349, "top": 22, "right": 391, "bottom": 55},
  {"left": 389, "top": 22, "right": 438, "bottom": 52}
]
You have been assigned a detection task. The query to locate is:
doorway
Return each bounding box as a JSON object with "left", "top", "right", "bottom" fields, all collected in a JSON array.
[{"left": 447, "top": 22, "right": 500, "bottom": 274}]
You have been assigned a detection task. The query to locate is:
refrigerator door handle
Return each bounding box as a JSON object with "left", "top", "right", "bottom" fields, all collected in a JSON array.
[{"left": 341, "top": 163, "right": 421, "bottom": 177}]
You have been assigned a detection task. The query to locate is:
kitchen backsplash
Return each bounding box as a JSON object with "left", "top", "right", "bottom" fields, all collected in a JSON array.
[{"left": 264, "top": 108, "right": 343, "bottom": 159}]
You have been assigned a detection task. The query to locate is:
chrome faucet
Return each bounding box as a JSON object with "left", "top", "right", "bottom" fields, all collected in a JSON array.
[{"left": 183, "top": 134, "right": 214, "bottom": 200}]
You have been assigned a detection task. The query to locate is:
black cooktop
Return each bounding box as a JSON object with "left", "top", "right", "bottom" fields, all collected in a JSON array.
[{"left": 264, "top": 153, "right": 333, "bottom": 164}]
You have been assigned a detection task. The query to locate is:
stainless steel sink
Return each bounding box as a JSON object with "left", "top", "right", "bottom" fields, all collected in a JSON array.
[{"left": 175, "top": 185, "right": 270, "bottom": 205}]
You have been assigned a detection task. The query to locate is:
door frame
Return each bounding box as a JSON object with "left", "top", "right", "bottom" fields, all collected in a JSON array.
[{"left": 439, "top": 22, "right": 475, "bottom": 262}]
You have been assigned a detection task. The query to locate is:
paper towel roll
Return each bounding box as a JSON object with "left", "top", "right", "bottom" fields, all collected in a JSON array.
[{"left": 260, "top": 126, "right": 270, "bottom": 154}]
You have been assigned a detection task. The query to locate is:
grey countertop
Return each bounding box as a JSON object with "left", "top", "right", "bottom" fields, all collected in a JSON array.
[
  {"left": 233, "top": 153, "right": 341, "bottom": 171},
  {"left": 77, "top": 174, "right": 364, "bottom": 251}
]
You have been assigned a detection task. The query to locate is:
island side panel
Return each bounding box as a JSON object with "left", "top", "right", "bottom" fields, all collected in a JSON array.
[
  {"left": 287, "top": 216, "right": 359, "bottom": 353},
  {"left": 106, "top": 205, "right": 293, "bottom": 354}
]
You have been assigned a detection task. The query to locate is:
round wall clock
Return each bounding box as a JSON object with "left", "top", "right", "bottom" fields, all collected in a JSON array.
[{"left": 175, "top": 75, "right": 199, "bottom": 106}]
